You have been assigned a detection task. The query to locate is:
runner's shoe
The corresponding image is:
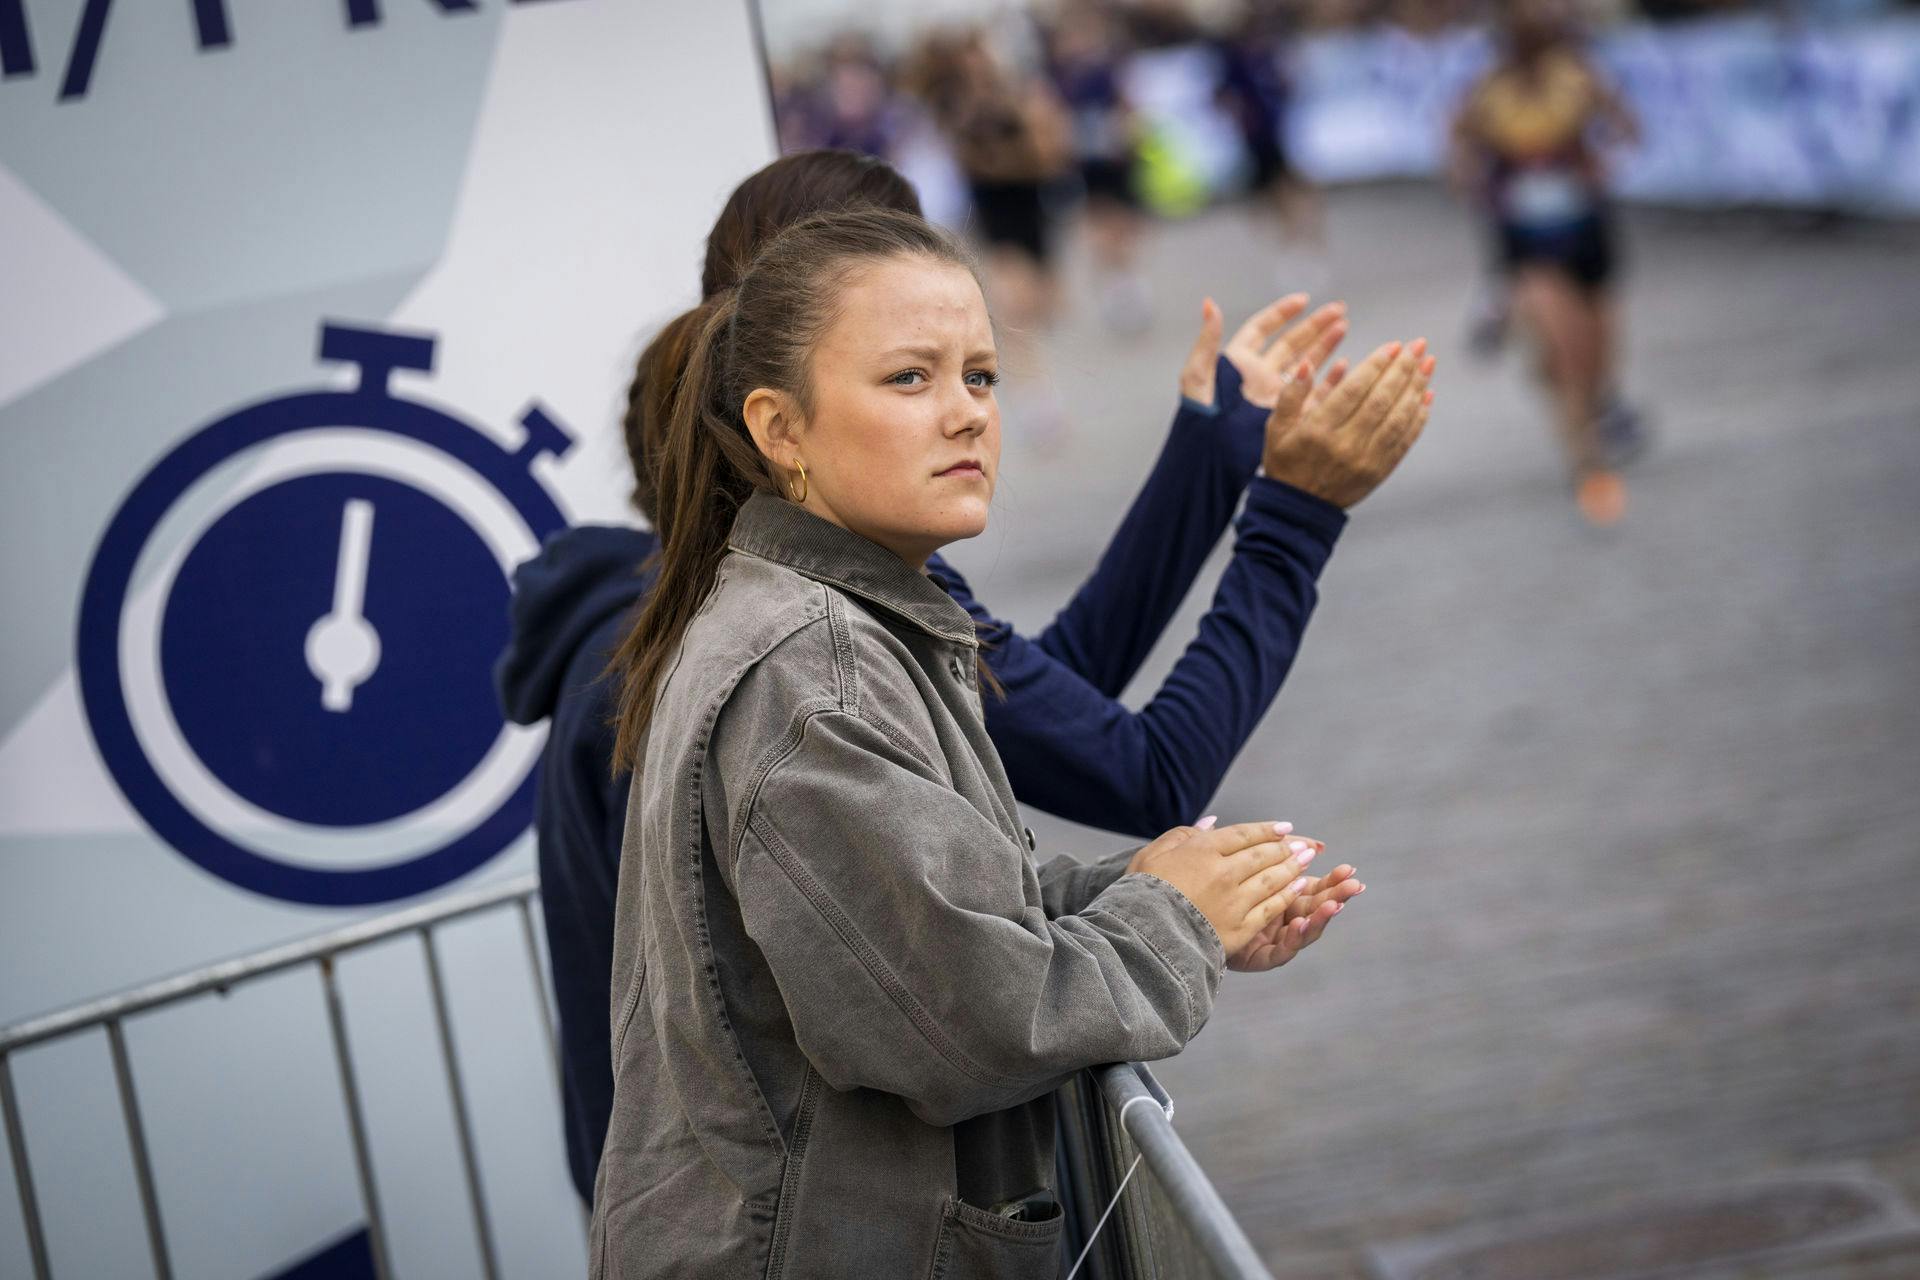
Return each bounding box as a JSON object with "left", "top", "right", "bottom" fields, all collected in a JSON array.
[
  {"left": 1595, "top": 393, "right": 1651, "bottom": 469},
  {"left": 1575, "top": 468, "right": 1627, "bottom": 527},
  {"left": 1467, "top": 277, "right": 1509, "bottom": 360}
]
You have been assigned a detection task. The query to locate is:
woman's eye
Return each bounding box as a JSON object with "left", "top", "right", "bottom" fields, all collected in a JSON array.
[
  {"left": 888, "top": 370, "right": 926, "bottom": 386},
  {"left": 966, "top": 370, "right": 1001, "bottom": 389}
]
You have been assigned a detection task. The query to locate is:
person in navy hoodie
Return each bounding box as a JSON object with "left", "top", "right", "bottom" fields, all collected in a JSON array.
[{"left": 495, "top": 150, "right": 1433, "bottom": 1204}]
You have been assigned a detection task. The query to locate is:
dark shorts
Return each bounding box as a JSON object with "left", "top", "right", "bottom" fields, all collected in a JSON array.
[
  {"left": 1498, "top": 214, "right": 1618, "bottom": 293},
  {"left": 1079, "top": 157, "right": 1136, "bottom": 207},
  {"left": 1246, "top": 131, "right": 1295, "bottom": 191},
  {"left": 969, "top": 180, "right": 1051, "bottom": 265}
]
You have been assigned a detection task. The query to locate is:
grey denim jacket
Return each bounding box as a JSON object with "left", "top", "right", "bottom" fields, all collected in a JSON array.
[{"left": 588, "top": 491, "right": 1227, "bottom": 1280}]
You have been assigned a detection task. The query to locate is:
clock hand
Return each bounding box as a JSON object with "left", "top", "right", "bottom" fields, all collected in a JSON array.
[{"left": 304, "top": 498, "right": 383, "bottom": 712}]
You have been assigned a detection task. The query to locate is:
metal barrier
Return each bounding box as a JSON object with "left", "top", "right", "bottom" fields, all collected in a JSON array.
[
  {"left": 0, "top": 873, "right": 554, "bottom": 1280},
  {"left": 2, "top": 879, "right": 1271, "bottom": 1280},
  {"left": 1056, "top": 1063, "right": 1274, "bottom": 1280}
]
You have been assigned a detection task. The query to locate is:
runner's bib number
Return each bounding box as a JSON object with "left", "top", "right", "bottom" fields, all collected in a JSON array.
[{"left": 1503, "top": 169, "right": 1592, "bottom": 229}]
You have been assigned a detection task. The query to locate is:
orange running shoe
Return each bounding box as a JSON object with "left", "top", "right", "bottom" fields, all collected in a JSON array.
[{"left": 1575, "top": 469, "right": 1627, "bottom": 527}]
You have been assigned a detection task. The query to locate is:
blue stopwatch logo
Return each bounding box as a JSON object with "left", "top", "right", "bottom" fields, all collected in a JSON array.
[{"left": 77, "top": 322, "right": 573, "bottom": 905}]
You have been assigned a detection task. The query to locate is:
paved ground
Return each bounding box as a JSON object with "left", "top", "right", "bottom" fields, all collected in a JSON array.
[{"left": 939, "top": 184, "right": 1920, "bottom": 1278}]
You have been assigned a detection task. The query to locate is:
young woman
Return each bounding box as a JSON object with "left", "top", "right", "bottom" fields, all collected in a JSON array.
[
  {"left": 497, "top": 151, "right": 1428, "bottom": 1205},
  {"left": 587, "top": 206, "right": 1430, "bottom": 1277},
  {"left": 1451, "top": 0, "right": 1641, "bottom": 526}
]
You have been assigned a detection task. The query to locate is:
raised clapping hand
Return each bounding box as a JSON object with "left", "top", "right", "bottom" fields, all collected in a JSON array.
[
  {"left": 1121, "top": 821, "right": 1344, "bottom": 959},
  {"left": 1263, "top": 337, "right": 1437, "bottom": 509},
  {"left": 1179, "top": 294, "right": 1351, "bottom": 411}
]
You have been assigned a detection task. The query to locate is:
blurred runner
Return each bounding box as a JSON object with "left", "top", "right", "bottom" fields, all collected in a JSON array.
[
  {"left": 905, "top": 29, "right": 1076, "bottom": 442},
  {"left": 1121, "top": 0, "right": 1236, "bottom": 218},
  {"left": 1217, "top": 0, "right": 1326, "bottom": 293},
  {"left": 809, "top": 35, "right": 908, "bottom": 159},
  {"left": 1452, "top": 0, "right": 1644, "bottom": 526},
  {"left": 907, "top": 30, "right": 1072, "bottom": 327},
  {"left": 1046, "top": 2, "right": 1154, "bottom": 333}
]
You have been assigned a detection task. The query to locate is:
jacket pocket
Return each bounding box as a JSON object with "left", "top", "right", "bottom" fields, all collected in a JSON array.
[
  {"left": 927, "top": 1195, "right": 1065, "bottom": 1280},
  {"left": 763, "top": 1066, "right": 823, "bottom": 1280}
]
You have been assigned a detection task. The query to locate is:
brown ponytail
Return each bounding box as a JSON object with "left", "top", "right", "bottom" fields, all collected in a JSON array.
[
  {"left": 609, "top": 287, "right": 770, "bottom": 774},
  {"left": 622, "top": 301, "right": 713, "bottom": 519},
  {"left": 622, "top": 151, "right": 922, "bottom": 526},
  {"left": 608, "top": 207, "right": 979, "bottom": 772}
]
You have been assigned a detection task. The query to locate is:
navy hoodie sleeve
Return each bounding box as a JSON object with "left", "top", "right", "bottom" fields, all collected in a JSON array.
[
  {"left": 948, "top": 476, "right": 1345, "bottom": 839},
  {"left": 536, "top": 617, "right": 632, "bottom": 1203},
  {"left": 1027, "top": 354, "right": 1268, "bottom": 696}
]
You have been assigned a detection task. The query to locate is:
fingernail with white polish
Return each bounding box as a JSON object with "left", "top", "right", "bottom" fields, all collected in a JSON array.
[
  {"left": 1272, "top": 821, "right": 1293, "bottom": 835},
  {"left": 1289, "top": 840, "right": 1309, "bottom": 853},
  {"left": 1196, "top": 815, "right": 1218, "bottom": 830},
  {"left": 1286, "top": 877, "right": 1308, "bottom": 894},
  {"left": 1297, "top": 848, "right": 1317, "bottom": 868}
]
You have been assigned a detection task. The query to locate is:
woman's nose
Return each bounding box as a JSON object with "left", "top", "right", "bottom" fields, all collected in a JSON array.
[{"left": 945, "top": 386, "right": 989, "bottom": 436}]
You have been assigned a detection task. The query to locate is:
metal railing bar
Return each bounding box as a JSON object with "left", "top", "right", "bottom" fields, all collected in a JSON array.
[
  {"left": 1129, "top": 1060, "right": 1174, "bottom": 1119},
  {"left": 1098, "top": 1064, "right": 1272, "bottom": 1280},
  {"left": 320, "top": 958, "right": 393, "bottom": 1280},
  {"left": 0, "top": 875, "right": 541, "bottom": 1056},
  {"left": 0, "top": 1052, "right": 53, "bottom": 1280},
  {"left": 422, "top": 929, "right": 500, "bottom": 1280},
  {"left": 514, "top": 897, "right": 561, "bottom": 1083},
  {"left": 105, "top": 1021, "right": 172, "bottom": 1280}
]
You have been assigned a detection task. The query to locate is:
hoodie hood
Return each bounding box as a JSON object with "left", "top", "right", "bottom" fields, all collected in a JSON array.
[{"left": 496, "top": 524, "right": 657, "bottom": 726}]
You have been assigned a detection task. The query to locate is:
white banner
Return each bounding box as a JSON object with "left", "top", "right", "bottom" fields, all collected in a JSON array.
[
  {"left": 1, "top": 1, "right": 772, "bottom": 1275},
  {"left": 1284, "top": 14, "right": 1920, "bottom": 214}
]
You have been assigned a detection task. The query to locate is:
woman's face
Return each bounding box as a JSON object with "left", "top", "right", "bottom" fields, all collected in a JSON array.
[{"left": 750, "top": 255, "right": 1000, "bottom": 569}]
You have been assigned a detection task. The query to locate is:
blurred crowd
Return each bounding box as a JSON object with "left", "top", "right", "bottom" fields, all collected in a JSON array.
[
  {"left": 770, "top": 0, "right": 1918, "bottom": 258},
  {"left": 772, "top": 1, "right": 1343, "bottom": 368},
  {"left": 770, "top": 0, "right": 1637, "bottom": 341}
]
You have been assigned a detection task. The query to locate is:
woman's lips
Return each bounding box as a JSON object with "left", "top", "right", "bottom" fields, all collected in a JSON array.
[{"left": 936, "top": 462, "right": 984, "bottom": 479}]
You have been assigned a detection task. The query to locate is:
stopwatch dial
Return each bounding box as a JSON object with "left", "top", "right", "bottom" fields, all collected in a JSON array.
[{"left": 160, "top": 473, "right": 510, "bottom": 827}]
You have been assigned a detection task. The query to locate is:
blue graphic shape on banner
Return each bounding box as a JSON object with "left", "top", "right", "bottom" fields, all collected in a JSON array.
[
  {"left": 78, "top": 321, "right": 573, "bottom": 905},
  {"left": 265, "top": 1227, "right": 375, "bottom": 1280}
]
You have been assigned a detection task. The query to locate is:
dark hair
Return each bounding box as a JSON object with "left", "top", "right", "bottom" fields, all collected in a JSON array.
[
  {"left": 622, "top": 151, "right": 923, "bottom": 521},
  {"left": 609, "top": 207, "right": 979, "bottom": 770}
]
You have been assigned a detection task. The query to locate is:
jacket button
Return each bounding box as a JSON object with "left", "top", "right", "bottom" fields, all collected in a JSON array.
[
  {"left": 949, "top": 656, "right": 964, "bottom": 679},
  {"left": 1024, "top": 826, "right": 1037, "bottom": 852}
]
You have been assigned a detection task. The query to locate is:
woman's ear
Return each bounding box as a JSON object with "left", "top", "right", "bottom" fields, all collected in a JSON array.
[{"left": 743, "top": 387, "right": 802, "bottom": 473}]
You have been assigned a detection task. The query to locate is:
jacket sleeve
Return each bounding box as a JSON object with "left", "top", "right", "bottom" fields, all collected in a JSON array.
[
  {"left": 971, "top": 475, "right": 1346, "bottom": 838},
  {"left": 1033, "top": 847, "right": 1139, "bottom": 920},
  {"left": 718, "top": 704, "right": 1224, "bottom": 1129}
]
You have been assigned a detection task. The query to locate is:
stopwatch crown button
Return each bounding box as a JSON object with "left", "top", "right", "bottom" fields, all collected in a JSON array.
[
  {"left": 319, "top": 322, "right": 436, "bottom": 396},
  {"left": 515, "top": 403, "right": 575, "bottom": 465}
]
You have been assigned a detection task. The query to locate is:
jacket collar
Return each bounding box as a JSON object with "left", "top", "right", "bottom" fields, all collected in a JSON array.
[{"left": 727, "top": 489, "right": 977, "bottom": 647}]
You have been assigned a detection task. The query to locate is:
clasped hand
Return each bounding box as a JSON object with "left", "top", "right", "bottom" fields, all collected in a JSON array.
[{"left": 1124, "top": 818, "right": 1364, "bottom": 974}]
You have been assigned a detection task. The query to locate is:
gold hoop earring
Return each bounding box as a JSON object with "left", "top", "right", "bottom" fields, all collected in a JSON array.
[{"left": 788, "top": 459, "right": 808, "bottom": 504}]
